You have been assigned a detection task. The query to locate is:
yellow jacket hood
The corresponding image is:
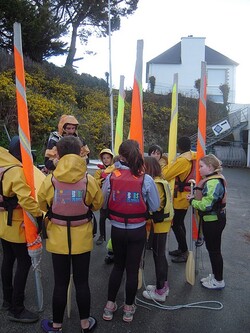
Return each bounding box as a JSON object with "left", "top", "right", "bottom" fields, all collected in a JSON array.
[
  {"left": 53, "top": 154, "right": 87, "bottom": 183},
  {"left": 180, "top": 150, "right": 197, "bottom": 161},
  {"left": 0, "top": 147, "right": 22, "bottom": 168},
  {"left": 58, "top": 115, "right": 79, "bottom": 136}
]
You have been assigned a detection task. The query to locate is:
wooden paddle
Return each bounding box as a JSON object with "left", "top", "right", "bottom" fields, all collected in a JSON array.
[
  {"left": 137, "top": 244, "right": 146, "bottom": 290},
  {"left": 185, "top": 180, "right": 196, "bottom": 286}
]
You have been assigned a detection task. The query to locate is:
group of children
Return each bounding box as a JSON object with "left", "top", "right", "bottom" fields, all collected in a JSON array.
[{"left": 0, "top": 114, "right": 227, "bottom": 333}]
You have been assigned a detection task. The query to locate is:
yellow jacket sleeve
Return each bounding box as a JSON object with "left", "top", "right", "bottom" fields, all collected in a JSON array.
[{"left": 86, "top": 174, "right": 104, "bottom": 211}]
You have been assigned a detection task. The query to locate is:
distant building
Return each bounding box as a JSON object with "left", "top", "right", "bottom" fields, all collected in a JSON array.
[{"left": 146, "top": 36, "right": 238, "bottom": 103}]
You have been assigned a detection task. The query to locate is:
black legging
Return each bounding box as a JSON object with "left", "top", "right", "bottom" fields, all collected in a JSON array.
[
  {"left": 172, "top": 209, "right": 188, "bottom": 253},
  {"left": 51, "top": 252, "right": 91, "bottom": 323},
  {"left": 152, "top": 232, "right": 168, "bottom": 290},
  {"left": 98, "top": 208, "right": 107, "bottom": 239},
  {"left": 202, "top": 215, "right": 226, "bottom": 281},
  {"left": 1, "top": 239, "right": 31, "bottom": 315},
  {"left": 107, "top": 225, "right": 146, "bottom": 305}
]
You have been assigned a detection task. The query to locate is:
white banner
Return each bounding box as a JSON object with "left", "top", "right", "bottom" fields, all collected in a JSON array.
[{"left": 212, "top": 119, "right": 231, "bottom": 136}]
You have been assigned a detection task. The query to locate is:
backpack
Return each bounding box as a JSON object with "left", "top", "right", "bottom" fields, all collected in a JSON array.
[{"left": 151, "top": 179, "right": 174, "bottom": 223}]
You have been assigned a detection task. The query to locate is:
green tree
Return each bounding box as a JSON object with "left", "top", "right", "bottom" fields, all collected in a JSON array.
[
  {"left": 219, "top": 83, "right": 230, "bottom": 108},
  {"left": 52, "top": 0, "right": 139, "bottom": 68},
  {"left": 148, "top": 76, "right": 156, "bottom": 93},
  {"left": 0, "top": 0, "right": 67, "bottom": 62},
  {"left": 194, "top": 78, "right": 200, "bottom": 96},
  {"left": 0, "top": 50, "right": 229, "bottom": 160}
]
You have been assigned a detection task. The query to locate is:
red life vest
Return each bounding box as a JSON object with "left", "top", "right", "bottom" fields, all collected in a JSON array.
[
  {"left": 175, "top": 159, "right": 196, "bottom": 195},
  {"left": 0, "top": 165, "right": 21, "bottom": 226},
  {"left": 50, "top": 175, "right": 91, "bottom": 226},
  {"left": 108, "top": 169, "right": 148, "bottom": 224},
  {"left": 195, "top": 173, "right": 227, "bottom": 211}
]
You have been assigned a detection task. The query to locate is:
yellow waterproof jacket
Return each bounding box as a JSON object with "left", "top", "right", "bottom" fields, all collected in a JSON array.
[
  {"left": 159, "top": 155, "right": 168, "bottom": 168},
  {"left": 151, "top": 176, "right": 172, "bottom": 234},
  {"left": 94, "top": 164, "right": 116, "bottom": 188},
  {"left": 38, "top": 154, "right": 103, "bottom": 255},
  {"left": 162, "top": 151, "right": 196, "bottom": 209},
  {"left": 45, "top": 115, "right": 90, "bottom": 170},
  {"left": 0, "top": 147, "right": 43, "bottom": 243}
]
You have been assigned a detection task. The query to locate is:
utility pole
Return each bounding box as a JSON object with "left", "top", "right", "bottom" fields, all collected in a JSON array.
[{"left": 108, "top": 0, "right": 114, "bottom": 151}]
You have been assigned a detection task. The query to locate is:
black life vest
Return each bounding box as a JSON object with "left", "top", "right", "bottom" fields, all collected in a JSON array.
[
  {"left": 0, "top": 165, "right": 21, "bottom": 226},
  {"left": 150, "top": 178, "right": 174, "bottom": 223},
  {"left": 175, "top": 159, "right": 196, "bottom": 195}
]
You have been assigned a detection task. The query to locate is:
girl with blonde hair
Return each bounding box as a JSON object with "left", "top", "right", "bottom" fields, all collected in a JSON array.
[{"left": 187, "top": 154, "right": 227, "bottom": 290}]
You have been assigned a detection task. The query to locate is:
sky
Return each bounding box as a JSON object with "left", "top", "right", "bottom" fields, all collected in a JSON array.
[{"left": 49, "top": 0, "right": 250, "bottom": 104}]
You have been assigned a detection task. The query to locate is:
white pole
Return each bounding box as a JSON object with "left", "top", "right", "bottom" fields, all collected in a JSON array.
[{"left": 108, "top": 0, "right": 114, "bottom": 152}]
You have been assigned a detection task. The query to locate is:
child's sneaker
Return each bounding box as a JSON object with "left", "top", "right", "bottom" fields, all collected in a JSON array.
[
  {"left": 0, "top": 300, "right": 11, "bottom": 311},
  {"left": 96, "top": 236, "right": 104, "bottom": 245},
  {"left": 146, "top": 281, "right": 169, "bottom": 292},
  {"left": 104, "top": 252, "right": 114, "bottom": 264},
  {"left": 102, "top": 302, "right": 117, "bottom": 321},
  {"left": 202, "top": 278, "right": 225, "bottom": 290},
  {"left": 8, "top": 308, "right": 39, "bottom": 323},
  {"left": 200, "top": 273, "right": 214, "bottom": 284},
  {"left": 81, "top": 316, "right": 97, "bottom": 333},
  {"left": 41, "top": 319, "right": 63, "bottom": 332},
  {"left": 123, "top": 304, "right": 136, "bottom": 323},
  {"left": 142, "top": 285, "right": 169, "bottom": 302},
  {"left": 146, "top": 284, "right": 156, "bottom": 291}
]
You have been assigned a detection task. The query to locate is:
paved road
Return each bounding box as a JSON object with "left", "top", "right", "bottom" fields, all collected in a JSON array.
[{"left": 1, "top": 167, "right": 250, "bottom": 333}]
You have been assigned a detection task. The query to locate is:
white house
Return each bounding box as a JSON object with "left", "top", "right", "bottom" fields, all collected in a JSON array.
[{"left": 146, "top": 36, "right": 238, "bottom": 103}]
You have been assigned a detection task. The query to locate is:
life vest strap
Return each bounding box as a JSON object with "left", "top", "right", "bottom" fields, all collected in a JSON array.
[
  {"left": 50, "top": 211, "right": 91, "bottom": 222},
  {"left": 108, "top": 209, "right": 148, "bottom": 220},
  {"left": 0, "top": 165, "right": 21, "bottom": 226},
  {"left": 0, "top": 196, "right": 20, "bottom": 226}
]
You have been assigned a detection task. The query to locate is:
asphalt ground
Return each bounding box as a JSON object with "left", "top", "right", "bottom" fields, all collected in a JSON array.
[{"left": 0, "top": 166, "right": 250, "bottom": 333}]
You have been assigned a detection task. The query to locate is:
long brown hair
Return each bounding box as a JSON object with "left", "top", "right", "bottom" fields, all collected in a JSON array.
[
  {"left": 118, "top": 140, "right": 144, "bottom": 176},
  {"left": 144, "top": 156, "right": 161, "bottom": 178}
]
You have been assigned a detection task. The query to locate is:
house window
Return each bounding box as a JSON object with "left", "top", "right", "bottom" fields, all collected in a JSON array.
[
  {"left": 207, "top": 69, "right": 227, "bottom": 86},
  {"left": 207, "top": 94, "right": 223, "bottom": 103}
]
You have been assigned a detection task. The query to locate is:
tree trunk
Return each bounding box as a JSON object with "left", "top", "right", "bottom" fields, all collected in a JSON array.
[{"left": 65, "top": 23, "right": 78, "bottom": 68}]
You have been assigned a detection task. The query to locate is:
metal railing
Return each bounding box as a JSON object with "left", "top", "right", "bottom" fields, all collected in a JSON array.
[{"left": 190, "top": 107, "right": 248, "bottom": 148}]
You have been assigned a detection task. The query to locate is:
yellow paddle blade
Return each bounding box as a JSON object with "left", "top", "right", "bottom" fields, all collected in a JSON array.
[
  {"left": 137, "top": 268, "right": 143, "bottom": 290},
  {"left": 186, "top": 251, "right": 195, "bottom": 286}
]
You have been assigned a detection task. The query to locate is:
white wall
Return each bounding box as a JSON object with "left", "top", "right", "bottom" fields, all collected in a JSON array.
[{"left": 147, "top": 37, "right": 237, "bottom": 103}]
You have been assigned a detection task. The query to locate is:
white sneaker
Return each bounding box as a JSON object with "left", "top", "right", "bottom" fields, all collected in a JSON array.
[
  {"left": 200, "top": 274, "right": 214, "bottom": 284},
  {"left": 142, "top": 287, "right": 169, "bottom": 302},
  {"left": 146, "top": 284, "right": 156, "bottom": 291},
  {"left": 202, "top": 278, "right": 225, "bottom": 290},
  {"left": 146, "top": 281, "right": 168, "bottom": 291}
]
